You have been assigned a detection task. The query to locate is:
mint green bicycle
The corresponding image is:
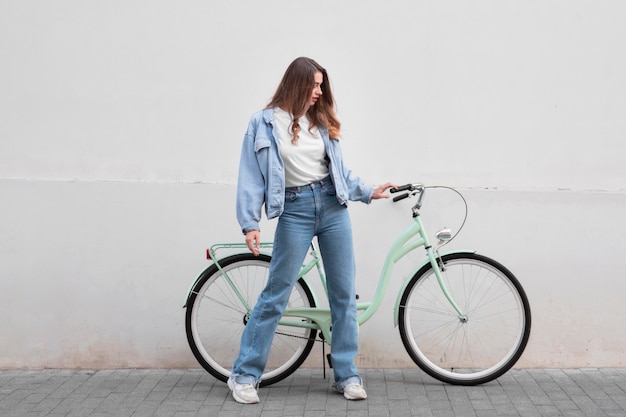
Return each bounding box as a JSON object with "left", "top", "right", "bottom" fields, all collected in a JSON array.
[{"left": 184, "top": 183, "right": 531, "bottom": 386}]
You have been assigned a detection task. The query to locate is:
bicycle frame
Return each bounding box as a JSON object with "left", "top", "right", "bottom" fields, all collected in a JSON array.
[
  {"left": 187, "top": 213, "right": 471, "bottom": 345},
  {"left": 281, "top": 214, "right": 470, "bottom": 343}
]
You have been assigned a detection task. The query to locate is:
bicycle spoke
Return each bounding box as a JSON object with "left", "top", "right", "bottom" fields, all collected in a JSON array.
[
  {"left": 399, "top": 253, "right": 530, "bottom": 385},
  {"left": 186, "top": 255, "right": 317, "bottom": 386}
]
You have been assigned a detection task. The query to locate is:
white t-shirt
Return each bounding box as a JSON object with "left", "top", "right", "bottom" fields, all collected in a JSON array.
[{"left": 273, "top": 107, "right": 330, "bottom": 187}]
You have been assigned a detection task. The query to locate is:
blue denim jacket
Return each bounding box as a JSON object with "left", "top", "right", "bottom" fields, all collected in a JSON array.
[{"left": 236, "top": 108, "right": 374, "bottom": 234}]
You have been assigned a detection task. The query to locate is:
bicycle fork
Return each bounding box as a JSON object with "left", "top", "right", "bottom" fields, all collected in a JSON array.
[
  {"left": 393, "top": 216, "right": 471, "bottom": 326},
  {"left": 413, "top": 211, "right": 468, "bottom": 321},
  {"left": 425, "top": 245, "right": 468, "bottom": 322}
]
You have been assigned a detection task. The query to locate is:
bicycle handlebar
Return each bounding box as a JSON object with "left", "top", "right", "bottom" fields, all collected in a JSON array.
[
  {"left": 390, "top": 183, "right": 424, "bottom": 203},
  {"left": 392, "top": 193, "right": 409, "bottom": 202},
  {"left": 389, "top": 184, "right": 413, "bottom": 193}
]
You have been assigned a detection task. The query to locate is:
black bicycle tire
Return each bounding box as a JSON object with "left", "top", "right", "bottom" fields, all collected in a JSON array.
[
  {"left": 398, "top": 252, "right": 531, "bottom": 385},
  {"left": 185, "top": 253, "right": 317, "bottom": 387}
]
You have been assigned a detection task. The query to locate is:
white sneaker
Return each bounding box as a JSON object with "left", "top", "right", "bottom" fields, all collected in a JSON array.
[
  {"left": 227, "top": 377, "right": 260, "bottom": 404},
  {"left": 339, "top": 382, "right": 368, "bottom": 400}
]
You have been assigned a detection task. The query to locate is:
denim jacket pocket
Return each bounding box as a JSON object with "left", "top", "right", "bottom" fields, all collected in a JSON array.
[{"left": 254, "top": 137, "right": 271, "bottom": 152}]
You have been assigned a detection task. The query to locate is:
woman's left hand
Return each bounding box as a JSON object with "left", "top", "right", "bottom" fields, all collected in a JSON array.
[{"left": 372, "top": 182, "right": 398, "bottom": 200}]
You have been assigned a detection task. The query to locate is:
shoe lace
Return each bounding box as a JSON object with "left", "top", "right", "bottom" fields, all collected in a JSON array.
[{"left": 238, "top": 383, "right": 257, "bottom": 393}]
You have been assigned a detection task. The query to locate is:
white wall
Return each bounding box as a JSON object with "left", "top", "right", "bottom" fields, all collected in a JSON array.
[{"left": 1, "top": 1, "right": 625, "bottom": 369}]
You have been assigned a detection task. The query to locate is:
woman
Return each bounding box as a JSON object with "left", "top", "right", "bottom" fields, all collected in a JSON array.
[{"left": 231, "top": 57, "right": 396, "bottom": 404}]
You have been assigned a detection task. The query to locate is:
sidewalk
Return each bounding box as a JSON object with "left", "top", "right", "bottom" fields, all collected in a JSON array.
[{"left": 1, "top": 368, "right": 625, "bottom": 417}]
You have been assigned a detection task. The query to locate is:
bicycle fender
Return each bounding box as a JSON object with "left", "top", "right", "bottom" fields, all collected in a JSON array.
[
  {"left": 183, "top": 263, "right": 217, "bottom": 308},
  {"left": 392, "top": 249, "right": 476, "bottom": 327}
]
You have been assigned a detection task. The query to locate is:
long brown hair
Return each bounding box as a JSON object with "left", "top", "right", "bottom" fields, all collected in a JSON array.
[{"left": 267, "top": 57, "right": 341, "bottom": 143}]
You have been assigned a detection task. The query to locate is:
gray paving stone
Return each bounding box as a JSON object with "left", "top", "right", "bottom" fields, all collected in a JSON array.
[{"left": 0, "top": 369, "right": 624, "bottom": 416}]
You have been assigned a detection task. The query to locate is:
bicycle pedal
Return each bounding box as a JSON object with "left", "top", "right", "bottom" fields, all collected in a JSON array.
[{"left": 326, "top": 354, "right": 333, "bottom": 369}]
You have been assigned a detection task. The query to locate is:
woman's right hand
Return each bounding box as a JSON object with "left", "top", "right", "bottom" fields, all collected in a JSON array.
[{"left": 245, "top": 230, "right": 261, "bottom": 256}]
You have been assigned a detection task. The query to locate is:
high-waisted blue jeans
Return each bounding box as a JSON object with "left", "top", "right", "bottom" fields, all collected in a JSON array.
[{"left": 232, "top": 176, "right": 361, "bottom": 390}]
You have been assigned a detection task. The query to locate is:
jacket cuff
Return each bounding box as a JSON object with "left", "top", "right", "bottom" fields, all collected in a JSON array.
[
  {"left": 241, "top": 222, "right": 260, "bottom": 235},
  {"left": 363, "top": 187, "right": 375, "bottom": 204}
]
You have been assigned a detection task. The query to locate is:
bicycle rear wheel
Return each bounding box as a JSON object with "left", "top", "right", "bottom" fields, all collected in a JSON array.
[
  {"left": 399, "top": 252, "right": 531, "bottom": 385},
  {"left": 185, "top": 253, "right": 317, "bottom": 387}
]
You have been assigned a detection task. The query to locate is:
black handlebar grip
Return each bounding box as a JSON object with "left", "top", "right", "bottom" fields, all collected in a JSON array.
[
  {"left": 392, "top": 192, "right": 409, "bottom": 202},
  {"left": 390, "top": 184, "right": 412, "bottom": 194}
]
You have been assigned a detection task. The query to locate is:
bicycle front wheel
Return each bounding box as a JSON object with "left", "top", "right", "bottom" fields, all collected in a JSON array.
[
  {"left": 399, "top": 252, "right": 531, "bottom": 385},
  {"left": 185, "top": 253, "right": 317, "bottom": 387}
]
